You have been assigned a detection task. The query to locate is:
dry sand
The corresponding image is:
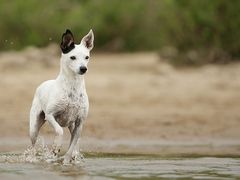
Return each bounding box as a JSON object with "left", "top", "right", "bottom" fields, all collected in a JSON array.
[{"left": 0, "top": 44, "right": 240, "bottom": 155}]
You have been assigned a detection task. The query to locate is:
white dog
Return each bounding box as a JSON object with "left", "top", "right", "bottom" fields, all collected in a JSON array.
[{"left": 29, "top": 29, "right": 94, "bottom": 163}]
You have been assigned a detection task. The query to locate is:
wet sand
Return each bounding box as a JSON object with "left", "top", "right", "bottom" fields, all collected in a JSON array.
[{"left": 0, "top": 45, "right": 240, "bottom": 155}]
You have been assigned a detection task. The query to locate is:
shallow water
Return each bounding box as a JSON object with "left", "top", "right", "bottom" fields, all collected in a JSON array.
[
  {"left": 0, "top": 152, "right": 240, "bottom": 180},
  {"left": 0, "top": 139, "right": 240, "bottom": 180}
]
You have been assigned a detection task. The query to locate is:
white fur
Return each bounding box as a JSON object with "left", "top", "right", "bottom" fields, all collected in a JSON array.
[{"left": 29, "top": 30, "right": 94, "bottom": 163}]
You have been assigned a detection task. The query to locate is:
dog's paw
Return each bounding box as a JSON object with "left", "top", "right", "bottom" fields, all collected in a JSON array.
[
  {"left": 72, "top": 153, "right": 84, "bottom": 162},
  {"left": 69, "top": 152, "right": 84, "bottom": 165},
  {"left": 63, "top": 155, "right": 72, "bottom": 165}
]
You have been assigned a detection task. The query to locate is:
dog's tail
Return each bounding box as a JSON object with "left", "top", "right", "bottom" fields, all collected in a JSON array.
[{"left": 29, "top": 95, "right": 46, "bottom": 146}]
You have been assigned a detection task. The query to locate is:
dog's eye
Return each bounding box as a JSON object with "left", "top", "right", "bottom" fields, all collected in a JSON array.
[
  {"left": 85, "top": 56, "right": 89, "bottom": 60},
  {"left": 70, "top": 56, "right": 76, "bottom": 60}
]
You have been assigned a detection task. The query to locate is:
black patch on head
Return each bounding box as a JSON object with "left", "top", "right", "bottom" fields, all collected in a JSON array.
[{"left": 60, "top": 29, "right": 75, "bottom": 54}]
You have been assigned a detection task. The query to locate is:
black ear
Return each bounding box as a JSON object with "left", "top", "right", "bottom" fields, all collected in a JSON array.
[{"left": 60, "top": 29, "right": 75, "bottom": 54}]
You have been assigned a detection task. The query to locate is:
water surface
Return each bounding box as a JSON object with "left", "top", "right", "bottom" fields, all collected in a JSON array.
[
  {"left": 0, "top": 138, "right": 240, "bottom": 180},
  {"left": 0, "top": 152, "right": 240, "bottom": 180}
]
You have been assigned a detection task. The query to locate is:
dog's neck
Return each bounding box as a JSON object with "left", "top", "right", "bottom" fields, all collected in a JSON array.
[{"left": 57, "top": 61, "right": 86, "bottom": 93}]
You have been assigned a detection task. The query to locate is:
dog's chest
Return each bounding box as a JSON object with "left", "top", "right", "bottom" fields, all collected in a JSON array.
[{"left": 54, "top": 90, "right": 89, "bottom": 127}]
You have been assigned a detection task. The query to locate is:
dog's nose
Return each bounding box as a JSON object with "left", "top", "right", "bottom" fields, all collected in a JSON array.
[{"left": 79, "top": 66, "right": 87, "bottom": 74}]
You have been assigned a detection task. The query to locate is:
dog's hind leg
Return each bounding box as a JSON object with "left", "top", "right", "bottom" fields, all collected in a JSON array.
[{"left": 29, "top": 97, "right": 46, "bottom": 146}]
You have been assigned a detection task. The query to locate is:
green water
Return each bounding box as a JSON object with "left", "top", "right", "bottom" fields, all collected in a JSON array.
[{"left": 0, "top": 153, "right": 240, "bottom": 180}]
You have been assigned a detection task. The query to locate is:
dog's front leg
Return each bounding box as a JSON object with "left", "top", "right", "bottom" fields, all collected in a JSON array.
[
  {"left": 46, "top": 114, "right": 63, "bottom": 155},
  {"left": 64, "top": 118, "right": 82, "bottom": 164},
  {"left": 68, "top": 123, "right": 84, "bottom": 161}
]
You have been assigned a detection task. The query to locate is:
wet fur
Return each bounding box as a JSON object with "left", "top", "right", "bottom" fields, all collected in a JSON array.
[{"left": 29, "top": 29, "right": 94, "bottom": 164}]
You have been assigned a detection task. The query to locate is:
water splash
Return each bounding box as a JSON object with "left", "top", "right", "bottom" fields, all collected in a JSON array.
[
  {"left": 22, "top": 137, "right": 55, "bottom": 163},
  {"left": 0, "top": 137, "right": 84, "bottom": 165}
]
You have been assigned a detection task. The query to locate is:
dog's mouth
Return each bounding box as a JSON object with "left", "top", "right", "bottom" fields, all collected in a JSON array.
[{"left": 78, "top": 71, "right": 86, "bottom": 75}]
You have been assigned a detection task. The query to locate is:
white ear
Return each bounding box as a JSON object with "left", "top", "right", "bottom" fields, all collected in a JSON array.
[{"left": 81, "top": 29, "right": 94, "bottom": 50}]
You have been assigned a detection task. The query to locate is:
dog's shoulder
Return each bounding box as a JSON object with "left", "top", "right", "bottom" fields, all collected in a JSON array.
[
  {"left": 37, "top": 80, "right": 56, "bottom": 91},
  {"left": 35, "top": 79, "right": 58, "bottom": 100}
]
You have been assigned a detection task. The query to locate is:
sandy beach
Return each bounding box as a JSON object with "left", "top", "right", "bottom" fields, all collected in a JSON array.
[{"left": 0, "top": 45, "right": 240, "bottom": 155}]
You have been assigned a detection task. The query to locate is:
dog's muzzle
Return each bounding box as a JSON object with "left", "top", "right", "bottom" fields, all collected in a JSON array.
[{"left": 79, "top": 66, "right": 87, "bottom": 75}]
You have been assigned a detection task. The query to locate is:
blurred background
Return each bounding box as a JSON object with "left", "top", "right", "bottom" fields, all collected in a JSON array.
[
  {"left": 1, "top": 0, "right": 240, "bottom": 64},
  {"left": 0, "top": 0, "right": 240, "bottom": 155}
]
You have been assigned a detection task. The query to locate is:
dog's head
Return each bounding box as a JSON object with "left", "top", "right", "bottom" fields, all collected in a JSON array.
[{"left": 60, "top": 29, "right": 94, "bottom": 75}]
